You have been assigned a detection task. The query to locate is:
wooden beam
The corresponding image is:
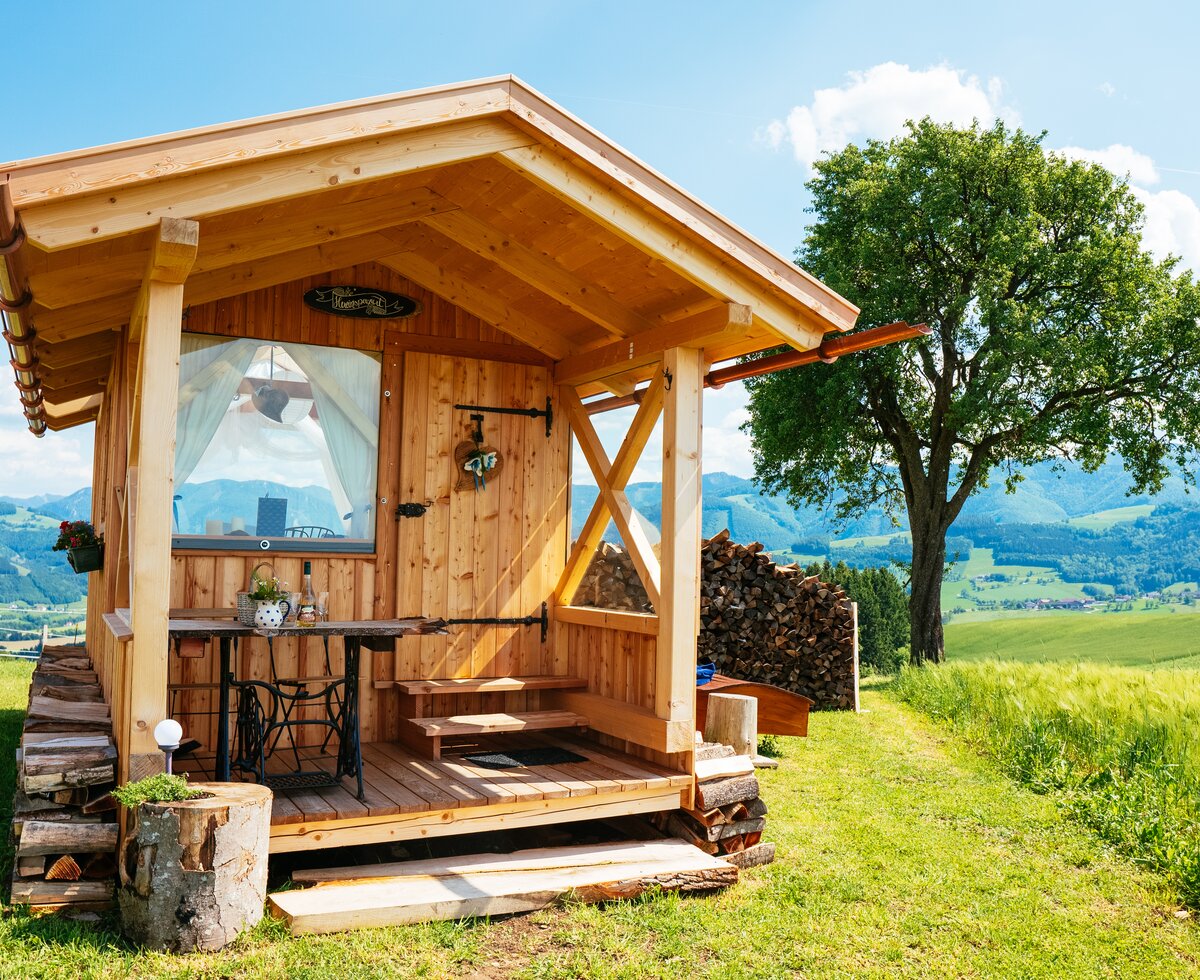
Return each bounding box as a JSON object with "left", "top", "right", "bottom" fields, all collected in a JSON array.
[
  {"left": 29, "top": 187, "right": 459, "bottom": 311},
  {"left": 658, "top": 346, "right": 703, "bottom": 725},
  {"left": 498, "top": 146, "right": 828, "bottom": 352},
  {"left": 34, "top": 231, "right": 416, "bottom": 344},
  {"left": 39, "top": 378, "right": 105, "bottom": 403},
  {"left": 376, "top": 249, "right": 575, "bottom": 361},
  {"left": 387, "top": 332, "right": 551, "bottom": 367},
  {"left": 423, "top": 209, "right": 654, "bottom": 339},
  {"left": 555, "top": 302, "right": 752, "bottom": 387},
  {"left": 555, "top": 374, "right": 664, "bottom": 604},
  {"left": 554, "top": 605, "right": 658, "bottom": 635},
  {"left": 125, "top": 219, "right": 197, "bottom": 776},
  {"left": 559, "top": 385, "right": 661, "bottom": 609},
  {"left": 22, "top": 120, "right": 534, "bottom": 252}
]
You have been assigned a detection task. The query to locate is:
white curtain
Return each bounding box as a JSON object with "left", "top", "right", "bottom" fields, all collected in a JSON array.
[
  {"left": 175, "top": 335, "right": 258, "bottom": 486},
  {"left": 283, "top": 343, "right": 380, "bottom": 539}
]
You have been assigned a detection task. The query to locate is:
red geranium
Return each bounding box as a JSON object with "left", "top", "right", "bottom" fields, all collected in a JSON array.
[{"left": 52, "top": 520, "right": 101, "bottom": 552}]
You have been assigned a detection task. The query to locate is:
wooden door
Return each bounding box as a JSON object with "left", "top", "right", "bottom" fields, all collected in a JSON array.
[{"left": 392, "top": 352, "right": 569, "bottom": 688}]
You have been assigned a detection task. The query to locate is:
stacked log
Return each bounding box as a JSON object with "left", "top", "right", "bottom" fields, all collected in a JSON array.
[
  {"left": 10, "top": 645, "right": 118, "bottom": 911},
  {"left": 573, "top": 541, "right": 653, "bottom": 612},
  {"left": 576, "top": 531, "right": 859, "bottom": 709},
  {"left": 651, "top": 742, "right": 775, "bottom": 869}
]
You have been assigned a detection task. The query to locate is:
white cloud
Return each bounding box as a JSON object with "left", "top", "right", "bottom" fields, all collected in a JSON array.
[
  {"left": 1133, "top": 186, "right": 1200, "bottom": 272},
  {"left": 764, "top": 61, "right": 1019, "bottom": 170},
  {"left": 1099, "top": 81, "right": 1116, "bottom": 98},
  {"left": 1057, "top": 144, "right": 1199, "bottom": 272},
  {"left": 1057, "top": 143, "right": 1160, "bottom": 186},
  {"left": 0, "top": 413, "right": 94, "bottom": 498}
]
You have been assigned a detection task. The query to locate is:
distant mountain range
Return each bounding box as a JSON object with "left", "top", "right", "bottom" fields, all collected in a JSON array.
[
  {"left": 570, "top": 459, "right": 1195, "bottom": 552},
  {"left": 0, "top": 456, "right": 1193, "bottom": 608}
]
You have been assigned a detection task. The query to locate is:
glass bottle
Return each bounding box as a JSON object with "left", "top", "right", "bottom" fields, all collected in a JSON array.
[{"left": 297, "top": 560, "right": 318, "bottom": 627}]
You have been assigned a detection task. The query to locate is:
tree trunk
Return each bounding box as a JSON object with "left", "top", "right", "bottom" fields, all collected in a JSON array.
[
  {"left": 119, "top": 782, "right": 272, "bottom": 952},
  {"left": 908, "top": 517, "right": 947, "bottom": 665},
  {"left": 702, "top": 693, "right": 758, "bottom": 758}
]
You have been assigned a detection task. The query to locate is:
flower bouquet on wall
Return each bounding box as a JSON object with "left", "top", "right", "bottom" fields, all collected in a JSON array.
[{"left": 53, "top": 520, "right": 104, "bottom": 574}]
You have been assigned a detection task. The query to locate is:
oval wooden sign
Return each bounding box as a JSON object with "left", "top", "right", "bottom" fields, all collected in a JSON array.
[{"left": 303, "top": 286, "right": 422, "bottom": 319}]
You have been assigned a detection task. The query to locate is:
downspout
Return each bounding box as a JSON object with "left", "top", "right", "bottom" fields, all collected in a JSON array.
[
  {"left": 584, "top": 320, "right": 930, "bottom": 415},
  {"left": 0, "top": 183, "right": 44, "bottom": 436}
]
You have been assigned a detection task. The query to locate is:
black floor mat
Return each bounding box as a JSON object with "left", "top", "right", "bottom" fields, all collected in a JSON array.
[{"left": 462, "top": 747, "right": 589, "bottom": 770}]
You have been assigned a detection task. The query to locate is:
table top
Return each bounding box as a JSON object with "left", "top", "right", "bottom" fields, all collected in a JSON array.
[{"left": 105, "top": 608, "right": 446, "bottom": 642}]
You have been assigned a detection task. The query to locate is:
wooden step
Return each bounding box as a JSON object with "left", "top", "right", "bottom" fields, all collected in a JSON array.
[
  {"left": 398, "top": 710, "right": 588, "bottom": 760},
  {"left": 269, "top": 839, "right": 737, "bottom": 934},
  {"left": 415, "top": 710, "right": 587, "bottom": 738},
  {"left": 396, "top": 675, "right": 586, "bottom": 696}
]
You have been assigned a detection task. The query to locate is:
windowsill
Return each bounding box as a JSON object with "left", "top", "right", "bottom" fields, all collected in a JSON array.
[{"left": 171, "top": 535, "right": 375, "bottom": 555}]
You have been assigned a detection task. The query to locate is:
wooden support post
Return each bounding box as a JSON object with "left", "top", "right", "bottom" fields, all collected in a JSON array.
[
  {"left": 124, "top": 218, "right": 198, "bottom": 781},
  {"left": 657, "top": 346, "right": 703, "bottom": 745}
]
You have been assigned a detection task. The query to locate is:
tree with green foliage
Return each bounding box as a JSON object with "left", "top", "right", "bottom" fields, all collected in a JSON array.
[
  {"left": 807, "top": 560, "right": 909, "bottom": 673},
  {"left": 746, "top": 119, "right": 1200, "bottom": 664}
]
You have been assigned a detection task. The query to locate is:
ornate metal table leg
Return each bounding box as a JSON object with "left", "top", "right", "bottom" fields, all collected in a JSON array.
[
  {"left": 217, "top": 636, "right": 232, "bottom": 782},
  {"left": 336, "top": 636, "right": 365, "bottom": 801}
]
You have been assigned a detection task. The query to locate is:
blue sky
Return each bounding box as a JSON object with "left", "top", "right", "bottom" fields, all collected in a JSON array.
[{"left": 3, "top": 1, "right": 1197, "bottom": 496}]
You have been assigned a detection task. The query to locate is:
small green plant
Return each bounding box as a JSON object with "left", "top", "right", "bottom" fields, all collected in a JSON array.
[
  {"left": 111, "top": 772, "right": 203, "bottom": 808},
  {"left": 248, "top": 570, "right": 289, "bottom": 602},
  {"left": 757, "top": 733, "right": 784, "bottom": 758}
]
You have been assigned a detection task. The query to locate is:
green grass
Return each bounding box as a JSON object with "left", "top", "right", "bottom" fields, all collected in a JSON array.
[
  {"left": 1, "top": 659, "right": 1197, "bottom": 977},
  {"left": 892, "top": 661, "right": 1200, "bottom": 908},
  {"left": 946, "top": 610, "right": 1200, "bottom": 667},
  {"left": 1068, "top": 504, "right": 1155, "bottom": 531}
]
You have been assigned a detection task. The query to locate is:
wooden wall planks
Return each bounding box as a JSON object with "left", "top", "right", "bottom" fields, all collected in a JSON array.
[{"left": 83, "top": 259, "right": 683, "bottom": 771}]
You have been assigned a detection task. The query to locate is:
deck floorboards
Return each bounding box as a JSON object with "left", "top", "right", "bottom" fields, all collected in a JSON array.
[{"left": 176, "top": 733, "right": 690, "bottom": 828}]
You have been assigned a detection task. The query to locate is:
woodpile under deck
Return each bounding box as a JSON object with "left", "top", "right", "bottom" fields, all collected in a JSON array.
[{"left": 176, "top": 732, "right": 691, "bottom": 853}]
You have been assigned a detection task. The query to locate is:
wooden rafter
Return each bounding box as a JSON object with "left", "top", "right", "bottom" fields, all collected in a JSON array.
[
  {"left": 29, "top": 186, "right": 459, "bottom": 311},
  {"left": 497, "top": 145, "right": 828, "bottom": 352},
  {"left": 34, "top": 231, "right": 416, "bottom": 344},
  {"left": 556, "top": 375, "right": 665, "bottom": 607},
  {"left": 422, "top": 209, "right": 653, "bottom": 340},
  {"left": 555, "top": 302, "right": 752, "bottom": 387},
  {"left": 20, "top": 119, "right": 534, "bottom": 252},
  {"left": 376, "top": 247, "right": 575, "bottom": 361}
]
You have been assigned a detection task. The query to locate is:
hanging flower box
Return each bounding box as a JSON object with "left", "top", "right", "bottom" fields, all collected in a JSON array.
[{"left": 53, "top": 520, "right": 104, "bottom": 575}]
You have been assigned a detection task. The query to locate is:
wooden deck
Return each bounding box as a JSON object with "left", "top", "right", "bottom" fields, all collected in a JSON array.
[{"left": 176, "top": 732, "right": 691, "bottom": 853}]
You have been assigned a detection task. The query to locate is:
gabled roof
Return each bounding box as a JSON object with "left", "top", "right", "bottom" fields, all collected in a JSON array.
[{"left": 2, "top": 76, "right": 858, "bottom": 430}]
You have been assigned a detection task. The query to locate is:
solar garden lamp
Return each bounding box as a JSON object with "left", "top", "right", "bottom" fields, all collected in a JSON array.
[{"left": 154, "top": 718, "right": 184, "bottom": 775}]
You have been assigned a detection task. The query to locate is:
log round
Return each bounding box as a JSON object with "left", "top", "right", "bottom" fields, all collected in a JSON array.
[
  {"left": 118, "top": 782, "right": 272, "bottom": 952},
  {"left": 703, "top": 693, "right": 758, "bottom": 758}
]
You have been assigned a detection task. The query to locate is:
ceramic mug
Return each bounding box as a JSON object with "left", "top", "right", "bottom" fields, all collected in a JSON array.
[{"left": 254, "top": 598, "right": 291, "bottom": 629}]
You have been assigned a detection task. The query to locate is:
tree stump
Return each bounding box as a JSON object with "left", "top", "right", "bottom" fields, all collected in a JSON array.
[
  {"left": 703, "top": 692, "right": 758, "bottom": 758},
  {"left": 118, "top": 782, "right": 272, "bottom": 952}
]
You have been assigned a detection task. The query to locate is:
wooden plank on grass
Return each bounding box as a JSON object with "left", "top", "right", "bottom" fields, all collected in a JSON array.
[{"left": 272, "top": 839, "right": 736, "bottom": 933}]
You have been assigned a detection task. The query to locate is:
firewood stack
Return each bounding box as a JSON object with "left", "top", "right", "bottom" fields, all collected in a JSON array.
[
  {"left": 10, "top": 644, "right": 118, "bottom": 911},
  {"left": 574, "top": 540, "right": 653, "bottom": 612},
  {"left": 650, "top": 742, "right": 775, "bottom": 868},
  {"left": 575, "top": 530, "right": 858, "bottom": 709},
  {"left": 698, "top": 529, "right": 857, "bottom": 709}
]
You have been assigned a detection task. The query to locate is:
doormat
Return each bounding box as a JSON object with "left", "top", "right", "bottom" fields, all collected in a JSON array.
[{"left": 463, "top": 747, "right": 589, "bottom": 770}]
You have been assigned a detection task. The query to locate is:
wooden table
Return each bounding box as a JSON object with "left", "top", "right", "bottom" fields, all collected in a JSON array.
[{"left": 116, "top": 614, "right": 446, "bottom": 799}]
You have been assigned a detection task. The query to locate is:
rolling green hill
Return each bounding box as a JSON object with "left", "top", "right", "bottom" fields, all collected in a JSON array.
[{"left": 945, "top": 610, "right": 1200, "bottom": 668}]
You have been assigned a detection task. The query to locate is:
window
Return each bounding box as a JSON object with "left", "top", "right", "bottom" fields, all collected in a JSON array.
[{"left": 172, "top": 334, "right": 381, "bottom": 552}]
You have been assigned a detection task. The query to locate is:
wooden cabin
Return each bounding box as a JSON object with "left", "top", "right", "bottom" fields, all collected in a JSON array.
[{"left": 0, "top": 77, "right": 858, "bottom": 853}]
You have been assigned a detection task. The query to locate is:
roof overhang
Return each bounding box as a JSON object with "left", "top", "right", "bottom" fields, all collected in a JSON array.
[{"left": 1, "top": 76, "right": 859, "bottom": 433}]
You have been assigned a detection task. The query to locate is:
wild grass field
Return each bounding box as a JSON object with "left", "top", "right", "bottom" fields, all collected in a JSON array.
[
  {"left": 1, "top": 659, "right": 1197, "bottom": 977},
  {"left": 893, "top": 661, "right": 1200, "bottom": 908}
]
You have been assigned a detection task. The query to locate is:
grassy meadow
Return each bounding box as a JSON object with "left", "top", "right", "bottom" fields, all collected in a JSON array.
[
  {"left": 892, "top": 661, "right": 1200, "bottom": 908},
  {"left": 1, "top": 659, "right": 1197, "bottom": 977},
  {"left": 945, "top": 609, "right": 1200, "bottom": 668}
]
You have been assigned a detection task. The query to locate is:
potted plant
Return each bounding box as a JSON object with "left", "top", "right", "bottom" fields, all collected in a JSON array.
[
  {"left": 115, "top": 772, "right": 272, "bottom": 952},
  {"left": 247, "top": 568, "right": 291, "bottom": 628},
  {"left": 53, "top": 519, "right": 104, "bottom": 574}
]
